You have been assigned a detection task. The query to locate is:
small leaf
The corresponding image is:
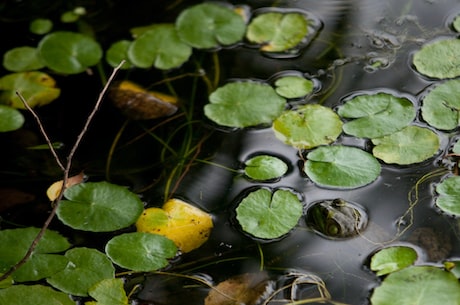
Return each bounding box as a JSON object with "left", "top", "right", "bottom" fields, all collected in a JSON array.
[
  {"left": 304, "top": 145, "right": 381, "bottom": 189},
  {"left": 38, "top": 31, "right": 103, "bottom": 74},
  {"left": 29, "top": 18, "right": 53, "bottom": 35},
  {"left": 372, "top": 126, "right": 440, "bottom": 165},
  {"left": 128, "top": 24, "right": 192, "bottom": 70},
  {"left": 47, "top": 247, "right": 115, "bottom": 296},
  {"left": 274, "top": 75, "right": 314, "bottom": 98},
  {"left": 370, "top": 266, "right": 460, "bottom": 305},
  {"left": 105, "top": 232, "right": 177, "bottom": 272},
  {"left": 413, "top": 38, "right": 460, "bottom": 79},
  {"left": 0, "top": 285, "right": 75, "bottom": 305},
  {"left": 88, "top": 278, "right": 129, "bottom": 305},
  {"left": 337, "top": 92, "right": 415, "bottom": 138},
  {"left": 435, "top": 176, "right": 460, "bottom": 216},
  {"left": 3, "top": 47, "right": 45, "bottom": 72},
  {"left": 421, "top": 79, "right": 460, "bottom": 130},
  {"left": 236, "top": 188, "right": 303, "bottom": 239},
  {"left": 244, "top": 155, "right": 288, "bottom": 181},
  {"left": 176, "top": 3, "right": 246, "bottom": 49},
  {"left": 272, "top": 104, "right": 343, "bottom": 149},
  {"left": 46, "top": 171, "right": 85, "bottom": 201},
  {"left": 57, "top": 181, "right": 144, "bottom": 232},
  {"left": 370, "top": 246, "right": 418, "bottom": 276},
  {"left": 0, "top": 71, "right": 60, "bottom": 109},
  {"left": 105, "top": 40, "right": 133, "bottom": 69},
  {"left": 136, "top": 198, "right": 213, "bottom": 253},
  {"left": 204, "top": 81, "right": 286, "bottom": 128},
  {"left": 0, "top": 105, "right": 24, "bottom": 132}
]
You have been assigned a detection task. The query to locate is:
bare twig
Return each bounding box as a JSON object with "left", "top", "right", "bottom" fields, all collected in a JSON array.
[{"left": 0, "top": 61, "right": 125, "bottom": 282}]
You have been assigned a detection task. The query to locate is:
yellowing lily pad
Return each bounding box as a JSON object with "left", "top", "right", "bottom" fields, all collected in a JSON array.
[{"left": 136, "top": 198, "right": 213, "bottom": 253}]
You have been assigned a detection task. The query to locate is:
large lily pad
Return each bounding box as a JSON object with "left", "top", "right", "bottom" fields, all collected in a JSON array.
[
  {"left": 38, "top": 31, "right": 102, "bottom": 74},
  {"left": 372, "top": 126, "right": 440, "bottom": 165},
  {"left": 272, "top": 104, "right": 343, "bottom": 149},
  {"left": 46, "top": 247, "right": 115, "bottom": 296},
  {"left": 235, "top": 188, "right": 303, "bottom": 239},
  {"left": 57, "top": 181, "right": 144, "bottom": 232},
  {"left": 435, "top": 175, "right": 460, "bottom": 216},
  {"left": 2, "top": 46, "right": 45, "bottom": 72},
  {"left": 176, "top": 3, "right": 246, "bottom": 49},
  {"left": 0, "top": 72, "right": 60, "bottom": 109},
  {"left": 204, "top": 81, "right": 286, "bottom": 128},
  {"left": 421, "top": 79, "right": 460, "bottom": 130},
  {"left": 304, "top": 145, "right": 381, "bottom": 189},
  {"left": 337, "top": 92, "right": 415, "bottom": 138},
  {"left": 105, "top": 232, "right": 177, "bottom": 272},
  {"left": 0, "top": 105, "right": 24, "bottom": 132},
  {"left": 413, "top": 38, "right": 460, "bottom": 79},
  {"left": 0, "top": 285, "right": 75, "bottom": 305},
  {"left": 128, "top": 24, "right": 192, "bottom": 70},
  {"left": 370, "top": 266, "right": 460, "bottom": 305}
]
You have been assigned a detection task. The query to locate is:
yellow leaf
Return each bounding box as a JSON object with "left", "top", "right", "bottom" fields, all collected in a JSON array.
[
  {"left": 46, "top": 172, "right": 85, "bottom": 201},
  {"left": 136, "top": 198, "right": 213, "bottom": 253}
]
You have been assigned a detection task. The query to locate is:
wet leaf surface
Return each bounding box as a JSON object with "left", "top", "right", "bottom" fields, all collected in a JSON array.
[
  {"left": 87, "top": 278, "right": 129, "bottom": 305},
  {"left": 2, "top": 47, "right": 45, "bottom": 72},
  {"left": 0, "top": 285, "right": 75, "bottom": 305},
  {"left": 413, "top": 38, "right": 460, "bottom": 79},
  {"left": 273, "top": 75, "right": 314, "bottom": 98},
  {"left": 370, "top": 246, "right": 418, "bottom": 276},
  {"left": 435, "top": 176, "right": 460, "bottom": 216},
  {"left": 244, "top": 154, "right": 288, "bottom": 181}
]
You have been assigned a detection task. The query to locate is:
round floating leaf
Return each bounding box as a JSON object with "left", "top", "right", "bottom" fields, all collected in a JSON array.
[
  {"left": 454, "top": 15, "right": 460, "bottom": 32},
  {"left": 0, "top": 227, "right": 71, "bottom": 282},
  {"left": 272, "top": 104, "right": 343, "bottom": 149},
  {"left": 204, "top": 82, "right": 286, "bottom": 128},
  {"left": 413, "top": 38, "right": 460, "bottom": 79},
  {"left": 128, "top": 24, "right": 192, "bottom": 70},
  {"left": 176, "top": 3, "right": 246, "bottom": 49},
  {"left": 88, "top": 278, "right": 129, "bottom": 305},
  {"left": 3, "top": 47, "right": 45, "bottom": 72},
  {"left": 47, "top": 247, "right": 115, "bottom": 296},
  {"left": 246, "top": 12, "right": 308, "bottom": 52},
  {"left": 106, "top": 40, "right": 133, "bottom": 69},
  {"left": 274, "top": 75, "right": 314, "bottom": 98},
  {"left": 370, "top": 266, "right": 460, "bottom": 305},
  {"left": 435, "top": 176, "right": 460, "bottom": 216},
  {"left": 136, "top": 198, "right": 213, "bottom": 253},
  {"left": 372, "top": 126, "right": 440, "bottom": 165},
  {"left": 304, "top": 145, "right": 381, "bottom": 189},
  {"left": 370, "top": 246, "right": 418, "bottom": 276},
  {"left": 29, "top": 18, "right": 53, "bottom": 35},
  {"left": 0, "top": 105, "right": 24, "bottom": 132},
  {"left": 38, "top": 31, "right": 102, "bottom": 74},
  {"left": 421, "top": 79, "right": 460, "bottom": 130},
  {"left": 337, "top": 92, "right": 415, "bottom": 138},
  {"left": 0, "top": 71, "right": 60, "bottom": 109},
  {"left": 57, "top": 181, "right": 144, "bottom": 232},
  {"left": 236, "top": 188, "right": 303, "bottom": 239},
  {"left": 0, "top": 285, "right": 75, "bottom": 305},
  {"left": 105, "top": 232, "right": 177, "bottom": 272},
  {"left": 244, "top": 155, "right": 288, "bottom": 181}
]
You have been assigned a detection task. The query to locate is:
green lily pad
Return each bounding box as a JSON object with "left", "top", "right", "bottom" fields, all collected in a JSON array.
[
  {"left": 421, "top": 79, "right": 460, "bottom": 130},
  {"left": 128, "top": 24, "right": 192, "bottom": 70},
  {"left": 235, "top": 188, "right": 303, "bottom": 239},
  {"left": 370, "top": 266, "right": 460, "bottom": 305},
  {"left": 274, "top": 75, "right": 314, "bottom": 98},
  {"left": 246, "top": 12, "right": 308, "bottom": 52},
  {"left": 3, "top": 47, "right": 45, "bottom": 72},
  {"left": 445, "top": 260, "right": 460, "bottom": 279},
  {"left": 29, "top": 18, "right": 53, "bottom": 35},
  {"left": 453, "top": 15, "right": 460, "bottom": 32},
  {"left": 370, "top": 246, "right": 418, "bottom": 276},
  {"left": 337, "top": 92, "right": 415, "bottom": 138},
  {"left": 244, "top": 155, "right": 288, "bottom": 181},
  {"left": 105, "top": 232, "right": 177, "bottom": 272},
  {"left": 0, "top": 227, "right": 71, "bottom": 282},
  {"left": 435, "top": 175, "right": 460, "bottom": 216},
  {"left": 37, "top": 31, "right": 103, "bottom": 74},
  {"left": 106, "top": 40, "right": 133, "bottom": 69},
  {"left": 0, "top": 285, "right": 75, "bottom": 305},
  {"left": 372, "top": 126, "right": 440, "bottom": 165},
  {"left": 272, "top": 104, "right": 343, "bottom": 149},
  {"left": 204, "top": 81, "right": 286, "bottom": 128},
  {"left": 46, "top": 247, "right": 115, "bottom": 296},
  {"left": 304, "top": 145, "right": 381, "bottom": 189},
  {"left": 176, "top": 3, "right": 246, "bottom": 49},
  {"left": 0, "top": 72, "right": 60, "bottom": 109},
  {"left": 87, "top": 278, "right": 129, "bottom": 305},
  {"left": 57, "top": 181, "right": 144, "bottom": 232},
  {"left": 413, "top": 38, "right": 460, "bottom": 79},
  {"left": 0, "top": 105, "right": 24, "bottom": 132}
]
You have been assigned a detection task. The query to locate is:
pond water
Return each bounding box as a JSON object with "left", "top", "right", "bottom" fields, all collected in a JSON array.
[{"left": 1, "top": 0, "right": 460, "bottom": 304}]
